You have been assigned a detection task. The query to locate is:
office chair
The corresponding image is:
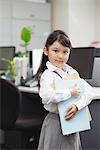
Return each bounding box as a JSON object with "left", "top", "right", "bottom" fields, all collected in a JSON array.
[
  {"left": 15, "top": 92, "right": 48, "bottom": 149},
  {"left": 0, "top": 78, "right": 21, "bottom": 149},
  {"left": 0, "top": 78, "right": 47, "bottom": 149}
]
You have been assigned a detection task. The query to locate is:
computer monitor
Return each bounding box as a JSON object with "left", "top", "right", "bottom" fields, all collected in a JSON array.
[
  {"left": 68, "top": 47, "right": 95, "bottom": 79},
  {"left": 0, "top": 46, "right": 15, "bottom": 73},
  {"left": 29, "top": 47, "right": 95, "bottom": 79},
  {"left": 29, "top": 49, "right": 43, "bottom": 75}
]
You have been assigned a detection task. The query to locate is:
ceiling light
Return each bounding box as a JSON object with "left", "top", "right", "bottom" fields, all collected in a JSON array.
[{"left": 24, "top": 0, "right": 46, "bottom": 3}]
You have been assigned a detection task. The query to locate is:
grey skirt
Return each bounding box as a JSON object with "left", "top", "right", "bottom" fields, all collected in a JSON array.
[{"left": 38, "top": 112, "right": 82, "bottom": 150}]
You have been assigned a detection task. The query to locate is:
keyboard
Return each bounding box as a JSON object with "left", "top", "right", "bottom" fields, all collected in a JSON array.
[
  {"left": 0, "top": 70, "right": 5, "bottom": 75},
  {"left": 24, "top": 79, "right": 38, "bottom": 87}
]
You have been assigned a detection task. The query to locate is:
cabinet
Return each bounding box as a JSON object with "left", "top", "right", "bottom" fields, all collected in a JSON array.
[
  {"left": 11, "top": 1, "right": 51, "bottom": 52},
  {"left": 0, "top": 0, "right": 51, "bottom": 52},
  {"left": 12, "top": 1, "right": 50, "bottom": 21},
  {"left": 0, "top": 0, "right": 12, "bottom": 46}
]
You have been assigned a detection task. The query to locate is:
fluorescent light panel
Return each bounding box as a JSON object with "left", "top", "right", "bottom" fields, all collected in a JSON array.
[{"left": 24, "top": 0, "right": 46, "bottom": 3}]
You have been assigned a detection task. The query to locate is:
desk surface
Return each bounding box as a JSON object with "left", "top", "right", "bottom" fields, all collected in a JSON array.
[
  {"left": 18, "top": 86, "right": 100, "bottom": 100},
  {"left": 92, "top": 87, "right": 100, "bottom": 100},
  {"left": 18, "top": 86, "right": 38, "bottom": 94}
]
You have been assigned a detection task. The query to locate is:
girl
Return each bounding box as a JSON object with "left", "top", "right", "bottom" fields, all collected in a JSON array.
[{"left": 35, "top": 30, "right": 94, "bottom": 150}]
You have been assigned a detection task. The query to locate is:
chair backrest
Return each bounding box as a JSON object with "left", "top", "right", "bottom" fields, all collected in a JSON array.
[{"left": 0, "top": 78, "right": 21, "bottom": 129}]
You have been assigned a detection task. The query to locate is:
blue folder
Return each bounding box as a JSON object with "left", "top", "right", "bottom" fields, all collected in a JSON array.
[{"left": 55, "top": 78, "right": 91, "bottom": 135}]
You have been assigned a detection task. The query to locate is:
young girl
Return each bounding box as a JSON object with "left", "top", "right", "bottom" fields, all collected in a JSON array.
[{"left": 35, "top": 30, "right": 94, "bottom": 150}]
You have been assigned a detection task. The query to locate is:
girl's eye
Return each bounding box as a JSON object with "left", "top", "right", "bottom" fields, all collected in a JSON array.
[
  {"left": 63, "top": 51, "right": 68, "bottom": 54},
  {"left": 53, "top": 49, "right": 58, "bottom": 53}
]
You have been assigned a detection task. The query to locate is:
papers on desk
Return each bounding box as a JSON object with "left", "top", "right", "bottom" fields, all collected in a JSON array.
[
  {"left": 24, "top": 79, "right": 38, "bottom": 87},
  {"left": 55, "top": 78, "right": 91, "bottom": 135},
  {"left": 14, "top": 57, "right": 29, "bottom": 85}
]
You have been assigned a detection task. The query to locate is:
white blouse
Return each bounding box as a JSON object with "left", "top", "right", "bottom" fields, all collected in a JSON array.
[{"left": 39, "top": 61, "right": 94, "bottom": 114}]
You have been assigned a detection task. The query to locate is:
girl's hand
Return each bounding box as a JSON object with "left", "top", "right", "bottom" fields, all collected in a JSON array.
[
  {"left": 70, "top": 84, "right": 80, "bottom": 97},
  {"left": 64, "top": 104, "right": 78, "bottom": 120}
]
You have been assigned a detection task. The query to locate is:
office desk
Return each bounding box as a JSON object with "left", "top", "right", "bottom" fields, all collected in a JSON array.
[
  {"left": 18, "top": 86, "right": 100, "bottom": 150},
  {"left": 18, "top": 86, "right": 100, "bottom": 99}
]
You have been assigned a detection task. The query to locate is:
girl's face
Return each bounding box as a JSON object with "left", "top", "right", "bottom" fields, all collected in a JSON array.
[{"left": 44, "top": 41, "right": 70, "bottom": 69}]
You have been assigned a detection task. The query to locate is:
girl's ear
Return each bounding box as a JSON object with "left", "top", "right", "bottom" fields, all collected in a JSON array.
[{"left": 43, "top": 47, "right": 48, "bottom": 56}]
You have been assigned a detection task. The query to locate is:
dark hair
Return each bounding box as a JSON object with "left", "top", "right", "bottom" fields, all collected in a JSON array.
[{"left": 34, "top": 30, "right": 72, "bottom": 86}]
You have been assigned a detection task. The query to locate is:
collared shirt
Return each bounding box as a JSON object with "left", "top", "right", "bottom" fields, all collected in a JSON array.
[{"left": 39, "top": 61, "right": 94, "bottom": 114}]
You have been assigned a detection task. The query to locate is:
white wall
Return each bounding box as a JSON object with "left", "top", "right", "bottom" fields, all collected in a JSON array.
[
  {"left": 95, "top": 0, "right": 100, "bottom": 41},
  {"left": 51, "top": 0, "right": 69, "bottom": 33},
  {"left": 68, "top": 0, "right": 95, "bottom": 46},
  {"left": 52, "top": 0, "right": 100, "bottom": 47}
]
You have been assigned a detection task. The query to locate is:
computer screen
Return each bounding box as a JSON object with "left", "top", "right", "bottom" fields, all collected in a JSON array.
[
  {"left": 29, "top": 49, "right": 43, "bottom": 75},
  {"left": 0, "top": 46, "right": 15, "bottom": 72},
  {"left": 67, "top": 47, "right": 95, "bottom": 79}
]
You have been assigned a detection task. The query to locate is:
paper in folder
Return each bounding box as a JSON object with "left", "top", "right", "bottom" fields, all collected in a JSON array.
[{"left": 55, "top": 78, "right": 91, "bottom": 135}]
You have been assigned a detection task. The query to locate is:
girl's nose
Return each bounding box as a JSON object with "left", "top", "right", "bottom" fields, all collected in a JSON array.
[{"left": 58, "top": 53, "right": 63, "bottom": 58}]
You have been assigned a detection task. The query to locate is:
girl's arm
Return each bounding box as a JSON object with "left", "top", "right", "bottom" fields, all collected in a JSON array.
[
  {"left": 65, "top": 79, "right": 94, "bottom": 120},
  {"left": 73, "top": 79, "right": 94, "bottom": 110},
  {"left": 39, "top": 70, "right": 71, "bottom": 105}
]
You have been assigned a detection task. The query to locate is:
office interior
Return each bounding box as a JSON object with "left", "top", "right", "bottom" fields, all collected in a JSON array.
[{"left": 0, "top": 0, "right": 100, "bottom": 149}]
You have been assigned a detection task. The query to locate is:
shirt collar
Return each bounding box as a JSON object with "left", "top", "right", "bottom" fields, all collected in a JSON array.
[
  {"left": 46, "top": 61, "right": 70, "bottom": 72},
  {"left": 46, "top": 61, "right": 57, "bottom": 71}
]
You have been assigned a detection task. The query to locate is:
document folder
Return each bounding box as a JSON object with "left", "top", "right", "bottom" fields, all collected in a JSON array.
[{"left": 55, "top": 78, "right": 91, "bottom": 135}]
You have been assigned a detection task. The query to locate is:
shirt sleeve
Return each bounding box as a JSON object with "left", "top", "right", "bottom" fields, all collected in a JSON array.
[
  {"left": 39, "top": 70, "right": 71, "bottom": 105},
  {"left": 74, "top": 79, "right": 94, "bottom": 110}
]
